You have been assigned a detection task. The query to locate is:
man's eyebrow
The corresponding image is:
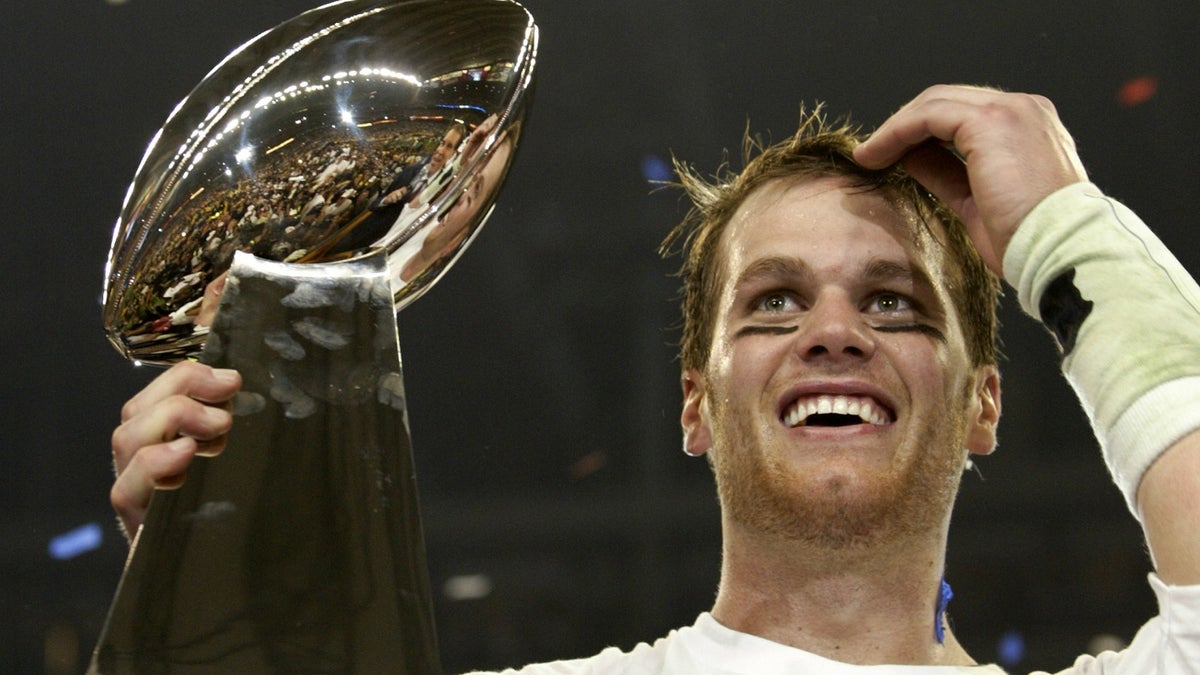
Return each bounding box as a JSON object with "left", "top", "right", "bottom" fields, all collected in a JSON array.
[
  {"left": 733, "top": 256, "right": 934, "bottom": 290},
  {"left": 733, "top": 256, "right": 814, "bottom": 290},
  {"left": 863, "top": 257, "right": 934, "bottom": 291}
]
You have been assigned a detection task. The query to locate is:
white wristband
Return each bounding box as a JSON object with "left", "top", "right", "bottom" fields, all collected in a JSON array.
[{"left": 1003, "top": 182, "right": 1200, "bottom": 517}]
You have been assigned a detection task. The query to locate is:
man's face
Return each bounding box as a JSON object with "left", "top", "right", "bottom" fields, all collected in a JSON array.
[
  {"left": 428, "top": 128, "right": 463, "bottom": 174},
  {"left": 425, "top": 137, "right": 514, "bottom": 254},
  {"left": 681, "top": 176, "right": 999, "bottom": 547},
  {"left": 402, "top": 136, "right": 515, "bottom": 283}
]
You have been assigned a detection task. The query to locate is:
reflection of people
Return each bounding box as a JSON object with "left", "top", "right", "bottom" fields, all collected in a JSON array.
[
  {"left": 109, "top": 86, "right": 1200, "bottom": 672},
  {"left": 395, "top": 116, "right": 510, "bottom": 285},
  {"left": 176, "top": 119, "right": 500, "bottom": 324},
  {"left": 323, "top": 124, "right": 466, "bottom": 256},
  {"left": 193, "top": 271, "right": 228, "bottom": 328},
  {"left": 380, "top": 123, "right": 466, "bottom": 209}
]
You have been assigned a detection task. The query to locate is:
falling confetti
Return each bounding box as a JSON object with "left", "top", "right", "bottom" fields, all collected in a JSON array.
[{"left": 1117, "top": 75, "right": 1158, "bottom": 107}]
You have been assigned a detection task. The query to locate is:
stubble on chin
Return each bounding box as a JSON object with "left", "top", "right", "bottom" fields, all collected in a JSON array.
[{"left": 709, "top": 398, "right": 967, "bottom": 549}]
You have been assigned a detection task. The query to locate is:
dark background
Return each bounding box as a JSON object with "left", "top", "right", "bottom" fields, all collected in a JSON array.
[{"left": 3, "top": 1, "right": 1198, "bottom": 672}]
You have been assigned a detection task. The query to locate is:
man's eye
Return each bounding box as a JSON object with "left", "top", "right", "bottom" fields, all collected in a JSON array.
[
  {"left": 868, "top": 293, "right": 912, "bottom": 314},
  {"left": 756, "top": 292, "right": 798, "bottom": 313}
]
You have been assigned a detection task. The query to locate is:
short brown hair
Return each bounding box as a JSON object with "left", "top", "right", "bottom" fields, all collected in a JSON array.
[{"left": 661, "top": 108, "right": 1000, "bottom": 371}]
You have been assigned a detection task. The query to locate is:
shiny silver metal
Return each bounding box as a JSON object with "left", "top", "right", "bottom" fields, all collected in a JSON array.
[
  {"left": 103, "top": 0, "right": 538, "bottom": 366},
  {"left": 92, "top": 1, "right": 537, "bottom": 672},
  {"left": 92, "top": 250, "right": 440, "bottom": 673}
]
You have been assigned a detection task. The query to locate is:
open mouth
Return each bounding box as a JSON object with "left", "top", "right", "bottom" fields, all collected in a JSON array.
[{"left": 782, "top": 394, "right": 893, "bottom": 428}]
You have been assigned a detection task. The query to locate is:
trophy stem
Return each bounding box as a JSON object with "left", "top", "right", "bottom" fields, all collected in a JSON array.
[{"left": 91, "top": 250, "right": 440, "bottom": 674}]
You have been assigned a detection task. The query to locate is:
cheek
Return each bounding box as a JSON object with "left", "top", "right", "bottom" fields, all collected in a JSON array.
[
  {"left": 711, "top": 335, "right": 791, "bottom": 402},
  {"left": 909, "top": 348, "right": 956, "bottom": 399},
  {"left": 883, "top": 323, "right": 966, "bottom": 384},
  {"left": 919, "top": 355, "right": 975, "bottom": 423}
]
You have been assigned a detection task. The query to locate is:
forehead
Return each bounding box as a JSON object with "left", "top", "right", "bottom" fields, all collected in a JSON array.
[{"left": 717, "top": 176, "right": 943, "bottom": 279}]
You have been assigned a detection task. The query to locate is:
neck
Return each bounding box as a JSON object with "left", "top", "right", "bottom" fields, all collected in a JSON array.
[{"left": 710, "top": 514, "right": 974, "bottom": 666}]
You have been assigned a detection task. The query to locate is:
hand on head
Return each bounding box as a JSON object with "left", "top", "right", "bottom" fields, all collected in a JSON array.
[
  {"left": 854, "top": 85, "right": 1089, "bottom": 275},
  {"left": 110, "top": 361, "right": 242, "bottom": 539}
]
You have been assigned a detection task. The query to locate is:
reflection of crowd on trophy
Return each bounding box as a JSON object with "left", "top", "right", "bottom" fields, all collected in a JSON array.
[
  {"left": 312, "top": 122, "right": 469, "bottom": 260},
  {"left": 116, "top": 117, "right": 499, "bottom": 347}
]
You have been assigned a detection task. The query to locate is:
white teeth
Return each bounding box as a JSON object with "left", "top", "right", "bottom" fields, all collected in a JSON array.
[
  {"left": 861, "top": 402, "right": 877, "bottom": 423},
  {"left": 784, "top": 394, "right": 890, "bottom": 427}
]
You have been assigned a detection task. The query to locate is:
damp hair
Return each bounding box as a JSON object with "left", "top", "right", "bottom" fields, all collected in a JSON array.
[{"left": 660, "top": 106, "right": 1001, "bottom": 371}]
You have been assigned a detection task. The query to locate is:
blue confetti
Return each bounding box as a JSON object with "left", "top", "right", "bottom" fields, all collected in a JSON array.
[
  {"left": 998, "top": 629, "right": 1026, "bottom": 667},
  {"left": 48, "top": 522, "right": 103, "bottom": 560},
  {"left": 934, "top": 578, "right": 954, "bottom": 644},
  {"left": 640, "top": 154, "right": 673, "bottom": 183}
]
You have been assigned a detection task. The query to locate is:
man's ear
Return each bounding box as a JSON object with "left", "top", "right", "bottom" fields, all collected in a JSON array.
[
  {"left": 681, "top": 370, "right": 712, "bottom": 457},
  {"left": 966, "top": 365, "right": 1002, "bottom": 457}
]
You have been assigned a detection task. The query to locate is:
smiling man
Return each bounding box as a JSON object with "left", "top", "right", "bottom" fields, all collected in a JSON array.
[
  {"left": 648, "top": 105, "right": 1010, "bottom": 668},
  {"left": 681, "top": 171, "right": 997, "bottom": 554},
  {"left": 109, "top": 85, "right": 1200, "bottom": 673}
]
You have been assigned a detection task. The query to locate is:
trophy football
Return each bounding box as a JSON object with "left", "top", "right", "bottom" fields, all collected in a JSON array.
[{"left": 94, "top": 1, "right": 538, "bottom": 671}]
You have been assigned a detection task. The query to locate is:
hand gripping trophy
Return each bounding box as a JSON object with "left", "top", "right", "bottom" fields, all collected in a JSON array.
[{"left": 94, "top": 2, "right": 538, "bottom": 672}]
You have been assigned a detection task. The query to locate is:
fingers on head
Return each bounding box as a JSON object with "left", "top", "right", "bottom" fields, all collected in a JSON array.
[{"left": 898, "top": 142, "right": 970, "bottom": 203}]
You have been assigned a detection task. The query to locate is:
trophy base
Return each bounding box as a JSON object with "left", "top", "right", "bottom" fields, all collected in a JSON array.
[{"left": 90, "top": 250, "right": 440, "bottom": 674}]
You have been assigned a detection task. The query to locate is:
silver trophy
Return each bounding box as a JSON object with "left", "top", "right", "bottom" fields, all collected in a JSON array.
[{"left": 94, "top": 1, "right": 537, "bottom": 671}]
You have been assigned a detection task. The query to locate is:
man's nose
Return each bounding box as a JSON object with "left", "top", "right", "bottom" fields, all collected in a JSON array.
[{"left": 793, "top": 296, "right": 876, "bottom": 362}]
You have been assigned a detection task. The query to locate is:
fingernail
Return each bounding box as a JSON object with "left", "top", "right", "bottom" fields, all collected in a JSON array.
[
  {"left": 212, "top": 368, "right": 239, "bottom": 383},
  {"left": 204, "top": 406, "right": 231, "bottom": 426},
  {"left": 167, "top": 437, "right": 193, "bottom": 453}
]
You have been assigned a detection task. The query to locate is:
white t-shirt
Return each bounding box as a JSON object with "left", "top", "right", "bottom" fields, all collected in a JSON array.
[{"left": 466, "top": 575, "right": 1200, "bottom": 675}]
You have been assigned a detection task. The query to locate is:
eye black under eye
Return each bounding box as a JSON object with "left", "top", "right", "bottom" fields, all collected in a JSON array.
[{"left": 873, "top": 323, "right": 946, "bottom": 342}]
